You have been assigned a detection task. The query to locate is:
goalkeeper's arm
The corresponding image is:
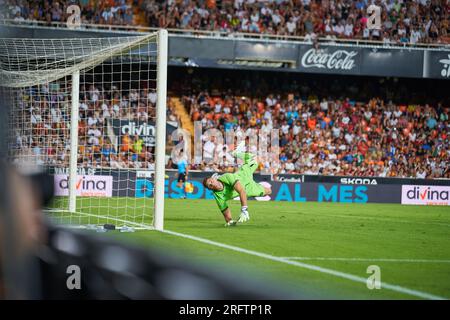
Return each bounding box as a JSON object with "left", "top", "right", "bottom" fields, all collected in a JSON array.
[
  {"left": 221, "top": 181, "right": 248, "bottom": 226},
  {"left": 234, "top": 181, "right": 249, "bottom": 223},
  {"left": 222, "top": 207, "right": 233, "bottom": 223}
]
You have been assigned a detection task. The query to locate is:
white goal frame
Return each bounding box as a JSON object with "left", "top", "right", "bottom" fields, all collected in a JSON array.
[{"left": 3, "top": 30, "right": 168, "bottom": 231}]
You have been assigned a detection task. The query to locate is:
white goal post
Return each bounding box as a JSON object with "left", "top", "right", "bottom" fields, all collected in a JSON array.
[
  {"left": 154, "top": 30, "right": 168, "bottom": 231},
  {"left": 1, "top": 30, "right": 168, "bottom": 231}
]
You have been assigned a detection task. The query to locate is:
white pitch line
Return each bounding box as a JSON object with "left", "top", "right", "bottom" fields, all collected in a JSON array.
[
  {"left": 161, "top": 229, "right": 446, "bottom": 300},
  {"left": 52, "top": 210, "right": 154, "bottom": 230},
  {"left": 280, "top": 257, "right": 450, "bottom": 263},
  {"left": 287, "top": 211, "right": 450, "bottom": 228}
]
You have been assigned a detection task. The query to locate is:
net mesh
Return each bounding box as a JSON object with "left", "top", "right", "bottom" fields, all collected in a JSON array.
[{"left": 2, "top": 34, "right": 161, "bottom": 230}]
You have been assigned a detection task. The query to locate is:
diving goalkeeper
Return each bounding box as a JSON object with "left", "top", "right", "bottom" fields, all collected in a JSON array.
[{"left": 202, "top": 143, "right": 272, "bottom": 226}]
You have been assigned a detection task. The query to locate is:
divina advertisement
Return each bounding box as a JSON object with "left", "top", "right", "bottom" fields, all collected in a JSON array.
[
  {"left": 54, "top": 175, "right": 113, "bottom": 197},
  {"left": 401, "top": 185, "right": 450, "bottom": 206}
]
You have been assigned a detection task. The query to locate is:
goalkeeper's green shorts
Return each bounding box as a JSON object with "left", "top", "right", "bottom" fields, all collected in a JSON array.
[
  {"left": 237, "top": 153, "right": 264, "bottom": 197},
  {"left": 244, "top": 180, "right": 265, "bottom": 198}
]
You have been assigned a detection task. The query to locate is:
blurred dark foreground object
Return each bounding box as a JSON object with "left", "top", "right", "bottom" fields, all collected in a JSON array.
[
  {"left": 0, "top": 164, "right": 296, "bottom": 300},
  {"left": 37, "top": 225, "right": 294, "bottom": 300},
  {"left": 28, "top": 171, "right": 55, "bottom": 208}
]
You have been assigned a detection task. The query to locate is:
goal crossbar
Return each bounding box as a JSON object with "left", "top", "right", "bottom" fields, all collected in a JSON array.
[{"left": 0, "top": 35, "right": 157, "bottom": 88}]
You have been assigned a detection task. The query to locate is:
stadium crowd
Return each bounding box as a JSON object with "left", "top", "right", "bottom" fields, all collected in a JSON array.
[
  {"left": 10, "top": 70, "right": 449, "bottom": 179},
  {"left": 3, "top": 0, "right": 449, "bottom": 44},
  {"left": 7, "top": 61, "right": 449, "bottom": 180},
  {"left": 12, "top": 82, "right": 180, "bottom": 171},
  {"left": 3, "top": 0, "right": 136, "bottom": 26},
  {"left": 186, "top": 93, "right": 449, "bottom": 178},
  {"left": 145, "top": 0, "right": 450, "bottom": 44}
]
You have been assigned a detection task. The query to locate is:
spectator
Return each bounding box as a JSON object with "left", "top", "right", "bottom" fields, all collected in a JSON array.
[
  {"left": 12, "top": 71, "right": 450, "bottom": 179},
  {"left": 8, "top": 0, "right": 449, "bottom": 45},
  {"left": 180, "top": 72, "right": 448, "bottom": 178},
  {"left": 426, "top": 116, "right": 437, "bottom": 129}
]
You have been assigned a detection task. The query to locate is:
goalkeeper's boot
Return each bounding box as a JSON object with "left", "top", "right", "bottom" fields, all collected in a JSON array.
[
  {"left": 225, "top": 220, "right": 237, "bottom": 227},
  {"left": 231, "top": 141, "right": 246, "bottom": 157},
  {"left": 232, "top": 143, "right": 257, "bottom": 166}
]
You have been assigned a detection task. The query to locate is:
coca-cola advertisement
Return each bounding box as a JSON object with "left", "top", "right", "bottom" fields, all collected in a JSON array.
[{"left": 299, "top": 46, "right": 361, "bottom": 74}]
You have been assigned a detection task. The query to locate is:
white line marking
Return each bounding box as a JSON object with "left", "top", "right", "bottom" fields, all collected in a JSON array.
[
  {"left": 283, "top": 211, "right": 450, "bottom": 227},
  {"left": 280, "top": 257, "right": 450, "bottom": 263},
  {"left": 49, "top": 210, "right": 153, "bottom": 230},
  {"left": 161, "top": 229, "right": 446, "bottom": 300}
]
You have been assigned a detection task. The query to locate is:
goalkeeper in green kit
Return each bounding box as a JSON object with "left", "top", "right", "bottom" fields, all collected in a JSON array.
[{"left": 202, "top": 142, "right": 272, "bottom": 226}]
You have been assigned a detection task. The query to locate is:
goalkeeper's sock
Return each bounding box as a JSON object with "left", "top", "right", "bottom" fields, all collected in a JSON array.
[
  {"left": 232, "top": 142, "right": 256, "bottom": 163},
  {"left": 231, "top": 141, "right": 246, "bottom": 157}
]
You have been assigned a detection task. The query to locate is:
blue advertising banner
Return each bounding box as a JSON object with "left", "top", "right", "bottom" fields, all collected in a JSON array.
[
  {"left": 49, "top": 168, "right": 447, "bottom": 204},
  {"left": 133, "top": 177, "right": 401, "bottom": 204}
]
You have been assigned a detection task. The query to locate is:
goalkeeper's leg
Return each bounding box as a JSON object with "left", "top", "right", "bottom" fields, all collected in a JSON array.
[{"left": 233, "top": 145, "right": 272, "bottom": 196}]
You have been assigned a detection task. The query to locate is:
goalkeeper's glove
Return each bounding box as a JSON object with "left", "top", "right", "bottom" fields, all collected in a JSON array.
[
  {"left": 225, "top": 220, "right": 237, "bottom": 227},
  {"left": 238, "top": 206, "right": 250, "bottom": 223}
]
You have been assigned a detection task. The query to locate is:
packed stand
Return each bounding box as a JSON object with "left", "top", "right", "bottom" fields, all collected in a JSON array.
[
  {"left": 145, "top": 0, "right": 449, "bottom": 44},
  {"left": 145, "top": 0, "right": 450, "bottom": 44},
  {"left": 11, "top": 82, "right": 180, "bottom": 170},
  {"left": 2, "top": 0, "right": 136, "bottom": 26},
  {"left": 184, "top": 91, "right": 449, "bottom": 179},
  {"left": 2, "top": 0, "right": 449, "bottom": 45}
]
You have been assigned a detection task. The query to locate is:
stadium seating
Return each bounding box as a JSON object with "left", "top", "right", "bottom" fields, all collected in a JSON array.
[
  {"left": 4, "top": 0, "right": 449, "bottom": 44},
  {"left": 5, "top": 0, "right": 448, "bottom": 179},
  {"left": 185, "top": 92, "right": 449, "bottom": 179},
  {"left": 13, "top": 79, "right": 449, "bottom": 179},
  {"left": 12, "top": 84, "right": 180, "bottom": 171}
]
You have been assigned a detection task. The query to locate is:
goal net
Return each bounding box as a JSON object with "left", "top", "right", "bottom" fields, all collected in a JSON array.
[{"left": 1, "top": 31, "right": 168, "bottom": 231}]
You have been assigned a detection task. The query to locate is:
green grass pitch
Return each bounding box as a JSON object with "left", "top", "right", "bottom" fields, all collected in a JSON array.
[{"left": 49, "top": 198, "right": 450, "bottom": 299}]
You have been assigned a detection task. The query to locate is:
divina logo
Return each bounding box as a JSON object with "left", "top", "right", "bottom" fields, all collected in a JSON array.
[
  {"left": 406, "top": 187, "right": 449, "bottom": 201},
  {"left": 59, "top": 176, "right": 107, "bottom": 191},
  {"left": 54, "top": 175, "right": 113, "bottom": 197},
  {"left": 121, "top": 122, "right": 155, "bottom": 136}
]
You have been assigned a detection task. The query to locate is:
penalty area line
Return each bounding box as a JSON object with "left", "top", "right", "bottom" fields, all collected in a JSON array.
[
  {"left": 161, "top": 229, "right": 446, "bottom": 300},
  {"left": 280, "top": 257, "right": 450, "bottom": 264},
  {"left": 51, "top": 210, "right": 154, "bottom": 230}
]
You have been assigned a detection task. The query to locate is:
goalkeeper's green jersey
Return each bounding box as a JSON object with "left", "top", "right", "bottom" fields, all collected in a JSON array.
[
  {"left": 212, "top": 158, "right": 265, "bottom": 212},
  {"left": 213, "top": 173, "right": 242, "bottom": 212}
]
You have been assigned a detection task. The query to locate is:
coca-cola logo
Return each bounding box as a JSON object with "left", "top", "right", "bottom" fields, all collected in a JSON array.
[{"left": 301, "top": 48, "right": 358, "bottom": 70}]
